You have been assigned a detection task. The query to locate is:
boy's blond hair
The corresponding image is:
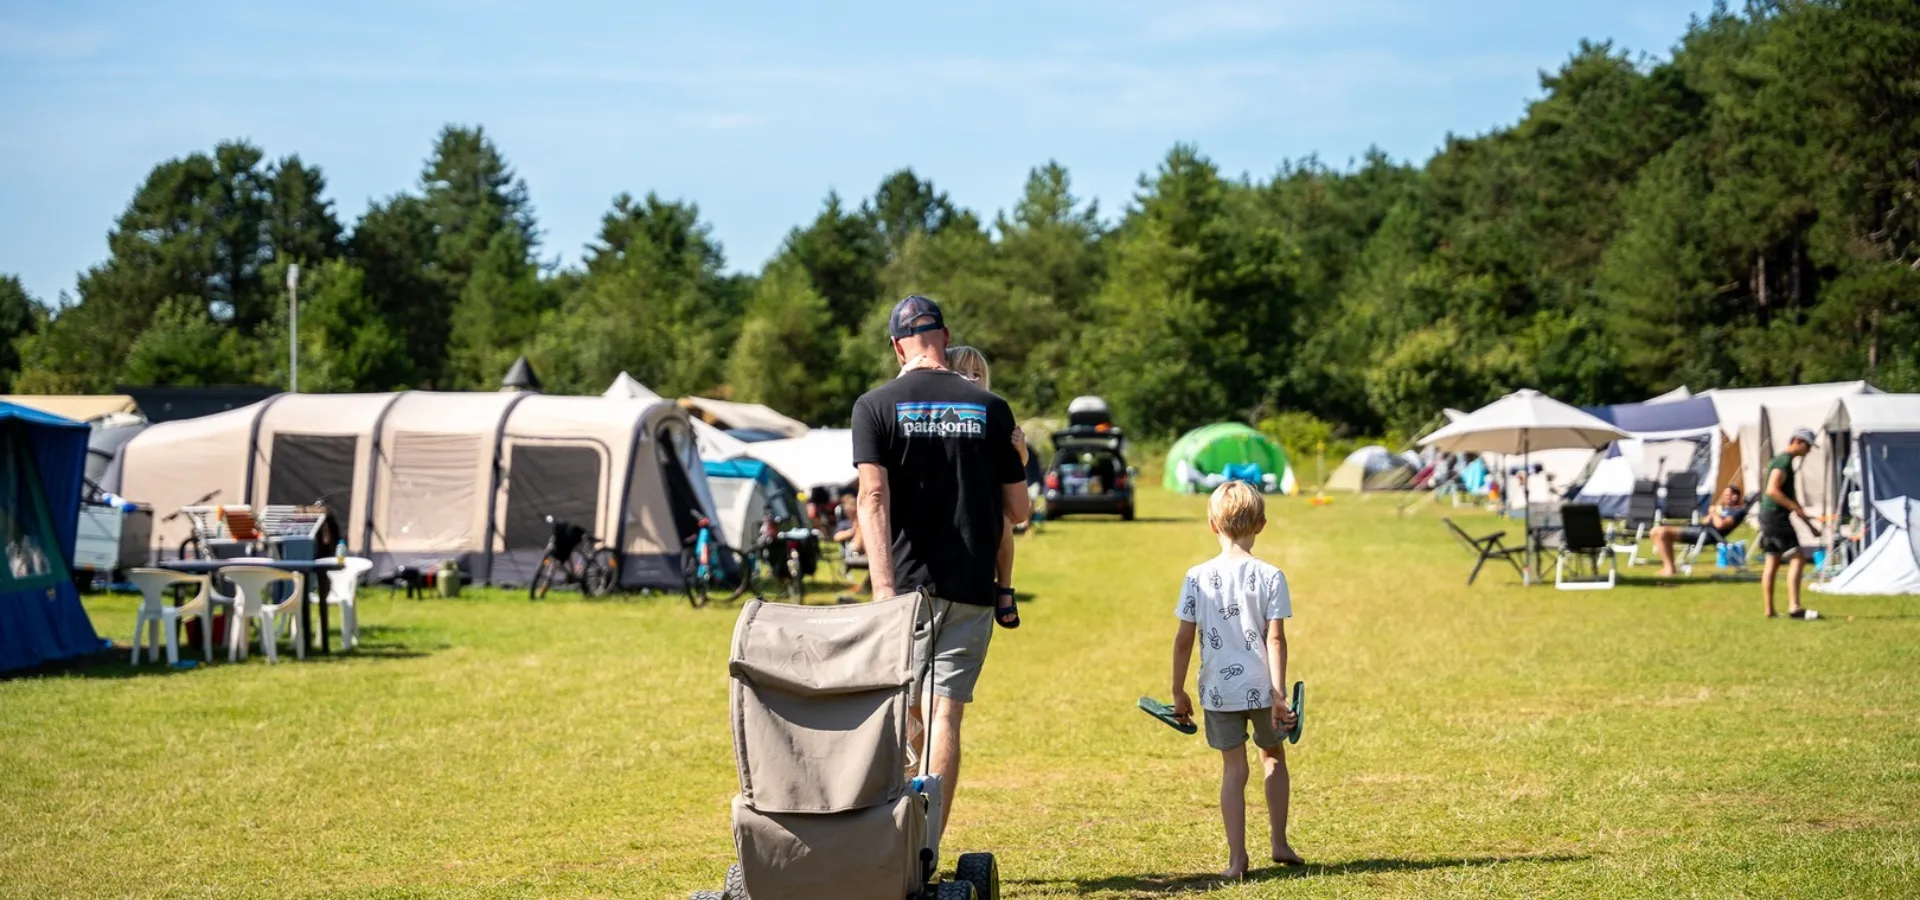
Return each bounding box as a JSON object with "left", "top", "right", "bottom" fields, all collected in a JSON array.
[{"left": 1208, "top": 481, "right": 1265, "bottom": 538}]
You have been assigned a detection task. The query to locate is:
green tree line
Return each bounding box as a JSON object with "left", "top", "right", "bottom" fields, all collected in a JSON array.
[{"left": 4, "top": 0, "right": 1915, "bottom": 436}]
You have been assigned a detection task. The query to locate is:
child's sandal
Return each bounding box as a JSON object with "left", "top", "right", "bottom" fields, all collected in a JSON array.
[{"left": 995, "top": 586, "right": 1021, "bottom": 629}]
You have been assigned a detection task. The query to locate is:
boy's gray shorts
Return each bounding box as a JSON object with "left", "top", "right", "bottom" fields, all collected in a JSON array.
[
  {"left": 1204, "top": 708, "right": 1285, "bottom": 751},
  {"left": 911, "top": 596, "right": 994, "bottom": 703}
]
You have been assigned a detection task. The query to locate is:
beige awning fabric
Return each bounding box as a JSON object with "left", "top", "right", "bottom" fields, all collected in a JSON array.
[
  {"left": 680, "top": 397, "right": 808, "bottom": 438},
  {"left": 0, "top": 395, "right": 138, "bottom": 422}
]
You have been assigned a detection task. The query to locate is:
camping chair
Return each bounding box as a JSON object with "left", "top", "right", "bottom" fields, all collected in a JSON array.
[
  {"left": 1678, "top": 496, "right": 1754, "bottom": 576},
  {"left": 322, "top": 557, "right": 373, "bottom": 649},
  {"left": 1442, "top": 518, "right": 1525, "bottom": 586},
  {"left": 1610, "top": 480, "right": 1660, "bottom": 566},
  {"left": 1662, "top": 471, "right": 1701, "bottom": 524},
  {"left": 126, "top": 570, "right": 216, "bottom": 666},
  {"left": 1555, "top": 504, "right": 1617, "bottom": 590}
]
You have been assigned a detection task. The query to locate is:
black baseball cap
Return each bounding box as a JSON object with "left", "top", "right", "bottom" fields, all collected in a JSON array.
[{"left": 888, "top": 295, "right": 946, "bottom": 340}]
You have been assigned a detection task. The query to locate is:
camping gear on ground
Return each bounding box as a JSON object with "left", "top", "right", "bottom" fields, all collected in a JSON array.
[
  {"left": 433, "top": 558, "right": 460, "bottom": 600},
  {"left": 1421, "top": 389, "right": 1629, "bottom": 584},
  {"left": 116, "top": 392, "right": 718, "bottom": 591},
  {"left": 1164, "top": 423, "right": 1295, "bottom": 496},
  {"left": 1327, "top": 445, "right": 1417, "bottom": 492},
  {"left": 1442, "top": 518, "right": 1526, "bottom": 586},
  {"left": 1553, "top": 504, "right": 1617, "bottom": 591},
  {"left": 0, "top": 401, "right": 102, "bottom": 674},
  {"left": 702, "top": 592, "right": 999, "bottom": 900},
  {"left": 1812, "top": 497, "right": 1920, "bottom": 595}
]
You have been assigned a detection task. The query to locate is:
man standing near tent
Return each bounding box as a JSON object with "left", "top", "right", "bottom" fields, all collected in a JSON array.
[
  {"left": 853, "top": 295, "right": 1029, "bottom": 838},
  {"left": 1757, "top": 428, "right": 1822, "bottom": 619}
]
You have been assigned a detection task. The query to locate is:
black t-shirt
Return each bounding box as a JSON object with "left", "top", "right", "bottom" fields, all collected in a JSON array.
[{"left": 852, "top": 369, "right": 1025, "bottom": 606}]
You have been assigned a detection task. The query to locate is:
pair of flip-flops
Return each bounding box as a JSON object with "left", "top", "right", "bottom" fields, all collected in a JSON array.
[{"left": 1139, "top": 681, "right": 1306, "bottom": 744}]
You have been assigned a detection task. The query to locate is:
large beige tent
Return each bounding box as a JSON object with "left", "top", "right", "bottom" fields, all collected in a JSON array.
[{"left": 118, "top": 392, "right": 717, "bottom": 588}]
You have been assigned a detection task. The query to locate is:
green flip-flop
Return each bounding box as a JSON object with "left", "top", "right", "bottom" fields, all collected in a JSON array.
[
  {"left": 1138, "top": 696, "right": 1198, "bottom": 734},
  {"left": 1287, "top": 681, "right": 1306, "bottom": 744}
]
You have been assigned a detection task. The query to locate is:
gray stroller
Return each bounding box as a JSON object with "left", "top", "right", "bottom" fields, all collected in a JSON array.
[{"left": 692, "top": 591, "right": 1000, "bottom": 900}]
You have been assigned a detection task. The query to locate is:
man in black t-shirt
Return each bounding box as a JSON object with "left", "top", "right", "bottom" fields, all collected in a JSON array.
[{"left": 852, "top": 295, "right": 1029, "bottom": 837}]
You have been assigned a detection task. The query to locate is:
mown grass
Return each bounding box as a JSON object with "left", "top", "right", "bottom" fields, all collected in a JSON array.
[{"left": 3, "top": 488, "right": 1917, "bottom": 898}]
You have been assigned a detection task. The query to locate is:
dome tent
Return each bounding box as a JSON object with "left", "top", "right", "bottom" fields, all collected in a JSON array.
[
  {"left": 1327, "top": 445, "right": 1418, "bottom": 492},
  {"left": 1164, "top": 423, "right": 1294, "bottom": 495}
]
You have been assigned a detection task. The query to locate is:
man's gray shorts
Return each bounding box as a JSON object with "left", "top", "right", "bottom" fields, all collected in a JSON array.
[
  {"left": 1204, "top": 708, "right": 1285, "bottom": 751},
  {"left": 911, "top": 596, "right": 994, "bottom": 703}
]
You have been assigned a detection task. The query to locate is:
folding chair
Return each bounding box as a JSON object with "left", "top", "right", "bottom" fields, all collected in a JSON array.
[
  {"left": 1555, "top": 504, "right": 1617, "bottom": 590},
  {"left": 1662, "top": 471, "right": 1701, "bottom": 524},
  {"left": 1610, "top": 480, "right": 1659, "bottom": 566},
  {"left": 1442, "top": 518, "right": 1525, "bottom": 586}
]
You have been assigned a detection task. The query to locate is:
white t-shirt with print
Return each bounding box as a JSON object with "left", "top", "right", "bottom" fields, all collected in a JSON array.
[{"left": 1175, "top": 553, "right": 1292, "bottom": 712}]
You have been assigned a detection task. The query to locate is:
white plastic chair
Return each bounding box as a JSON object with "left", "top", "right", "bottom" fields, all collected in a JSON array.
[
  {"left": 323, "top": 557, "right": 374, "bottom": 649},
  {"left": 223, "top": 566, "right": 305, "bottom": 664},
  {"left": 126, "top": 569, "right": 215, "bottom": 666}
]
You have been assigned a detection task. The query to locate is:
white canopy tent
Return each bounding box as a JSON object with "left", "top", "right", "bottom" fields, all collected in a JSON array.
[
  {"left": 1421, "top": 390, "right": 1629, "bottom": 582},
  {"left": 743, "top": 429, "right": 857, "bottom": 492},
  {"left": 1703, "top": 381, "right": 1876, "bottom": 495},
  {"left": 1812, "top": 497, "right": 1920, "bottom": 596}
]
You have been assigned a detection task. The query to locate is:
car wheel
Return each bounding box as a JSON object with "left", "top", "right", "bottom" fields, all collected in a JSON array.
[{"left": 1121, "top": 505, "right": 1135, "bottom": 521}]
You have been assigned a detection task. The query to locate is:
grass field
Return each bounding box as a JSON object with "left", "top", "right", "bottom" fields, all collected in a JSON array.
[{"left": 4, "top": 487, "right": 1918, "bottom": 898}]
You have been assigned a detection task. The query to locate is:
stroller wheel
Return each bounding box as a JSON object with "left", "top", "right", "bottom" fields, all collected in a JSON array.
[
  {"left": 724, "top": 863, "right": 748, "bottom": 900},
  {"left": 936, "top": 881, "right": 976, "bottom": 900},
  {"left": 689, "top": 892, "right": 724, "bottom": 900},
  {"left": 955, "top": 852, "right": 998, "bottom": 900}
]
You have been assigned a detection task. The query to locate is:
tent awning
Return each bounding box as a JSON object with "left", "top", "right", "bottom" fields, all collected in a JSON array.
[
  {"left": 0, "top": 395, "right": 137, "bottom": 422},
  {"left": 681, "top": 396, "right": 808, "bottom": 439},
  {"left": 1825, "top": 393, "right": 1920, "bottom": 437}
]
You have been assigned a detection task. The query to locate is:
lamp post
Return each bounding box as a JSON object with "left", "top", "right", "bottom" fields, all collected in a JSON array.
[{"left": 287, "top": 263, "right": 300, "bottom": 392}]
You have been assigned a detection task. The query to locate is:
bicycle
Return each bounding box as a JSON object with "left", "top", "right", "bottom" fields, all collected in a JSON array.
[
  {"left": 530, "top": 516, "right": 619, "bottom": 600},
  {"left": 741, "top": 509, "right": 813, "bottom": 603},
  {"left": 163, "top": 490, "right": 223, "bottom": 560},
  {"left": 681, "top": 511, "right": 752, "bottom": 607}
]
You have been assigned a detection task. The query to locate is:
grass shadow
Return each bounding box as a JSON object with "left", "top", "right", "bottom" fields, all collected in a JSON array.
[
  {"left": 5, "top": 623, "right": 443, "bottom": 680},
  {"left": 1011, "top": 854, "right": 1587, "bottom": 895}
]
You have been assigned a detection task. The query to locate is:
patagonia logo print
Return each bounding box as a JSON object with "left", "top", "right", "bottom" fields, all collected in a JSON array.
[{"left": 896, "top": 402, "right": 987, "bottom": 438}]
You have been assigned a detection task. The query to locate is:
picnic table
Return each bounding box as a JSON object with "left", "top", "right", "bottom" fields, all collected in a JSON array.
[{"left": 162, "top": 558, "right": 345, "bottom": 655}]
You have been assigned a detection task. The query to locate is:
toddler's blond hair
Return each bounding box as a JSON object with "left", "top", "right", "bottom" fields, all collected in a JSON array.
[
  {"left": 1208, "top": 481, "right": 1265, "bottom": 539},
  {"left": 948, "top": 345, "right": 990, "bottom": 391}
]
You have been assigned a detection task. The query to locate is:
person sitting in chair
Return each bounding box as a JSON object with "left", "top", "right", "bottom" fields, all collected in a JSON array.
[{"left": 1652, "top": 484, "right": 1747, "bottom": 577}]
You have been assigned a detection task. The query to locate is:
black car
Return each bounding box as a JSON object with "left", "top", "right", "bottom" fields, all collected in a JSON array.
[{"left": 1043, "top": 397, "right": 1135, "bottom": 521}]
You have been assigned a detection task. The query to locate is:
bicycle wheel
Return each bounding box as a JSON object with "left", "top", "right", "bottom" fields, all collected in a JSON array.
[
  {"left": 530, "top": 555, "right": 558, "bottom": 600},
  {"left": 714, "top": 547, "right": 754, "bottom": 601},
  {"left": 681, "top": 548, "right": 710, "bottom": 608},
  {"left": 585, "top": 548, "right": 619, "bottom": 597}
]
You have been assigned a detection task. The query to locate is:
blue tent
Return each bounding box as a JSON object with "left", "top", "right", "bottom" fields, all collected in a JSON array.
[
  {"left": 1582, "top": 396, "right": 1720, "bottom": 435},
  {"left": 702, "top": 457, "right": 803, "bottom": 548},
  {"left": 0, "top": 401, "right": 100, "bottom": 674}
]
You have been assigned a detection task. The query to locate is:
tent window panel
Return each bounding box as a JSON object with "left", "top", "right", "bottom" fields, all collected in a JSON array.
[
  {"left": 388, "top": 432, "right": 483, "bottom": 549},
  {"left": 266, "top": 434, "right": 359, "bottom": 520},
  {"left": 1865, "top": 436, "right": 1920, "bottom": 534},
  {"left": 505, "top": 445, "right": 603, "bottom": 551},
  {"left": 0, "top": 429, "right": 67, "bottom": 591}
]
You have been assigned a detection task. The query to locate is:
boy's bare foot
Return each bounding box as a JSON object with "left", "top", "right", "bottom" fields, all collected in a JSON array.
[
  {"left": 1219, "top": 857, "right": 1249, "bottom": 879},
  {"left": 1656, "top": 566, "right": 1676, "bottom": 577},
  {"left": 1272, "top": 845, "right": 1306, "bottom": 866}
]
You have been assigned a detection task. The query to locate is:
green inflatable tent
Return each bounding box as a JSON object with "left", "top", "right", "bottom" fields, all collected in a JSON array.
[{"left": 1164, "top": 423, "right": 1295, "bottom": 495}]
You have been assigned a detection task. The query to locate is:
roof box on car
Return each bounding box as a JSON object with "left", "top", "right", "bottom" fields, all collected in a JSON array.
[{"left": 1067, "top": 396, "right": 1112, "bottom": 429}]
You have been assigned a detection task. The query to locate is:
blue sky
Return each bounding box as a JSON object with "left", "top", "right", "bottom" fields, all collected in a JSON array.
[{"left": 1, "top": 0, "right": 1714, "bottom": 304}]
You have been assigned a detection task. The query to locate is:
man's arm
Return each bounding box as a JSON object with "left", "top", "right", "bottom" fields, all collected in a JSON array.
[
  {"left": 1170, "top": 620, "right": 1197, "bottom": 722},
  {"left": 857, "top": 463, "right": 896, "bottom": 599},
  {"left": 1267, "top": 618, "right": 1296, "bottom": 731}
]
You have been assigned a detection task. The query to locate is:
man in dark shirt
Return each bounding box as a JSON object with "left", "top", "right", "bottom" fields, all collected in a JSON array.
[
  {"left": 1757, "top": 428, "right": 1821, "bottom": 619},
  {"left": 852, "top": 295, "right": 1029, "bottom": 837}
]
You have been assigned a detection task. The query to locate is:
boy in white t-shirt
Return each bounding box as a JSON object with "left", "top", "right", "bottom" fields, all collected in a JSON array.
[{"left": 1170, "top": 481, "right": 1302, "bottom": 878}]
